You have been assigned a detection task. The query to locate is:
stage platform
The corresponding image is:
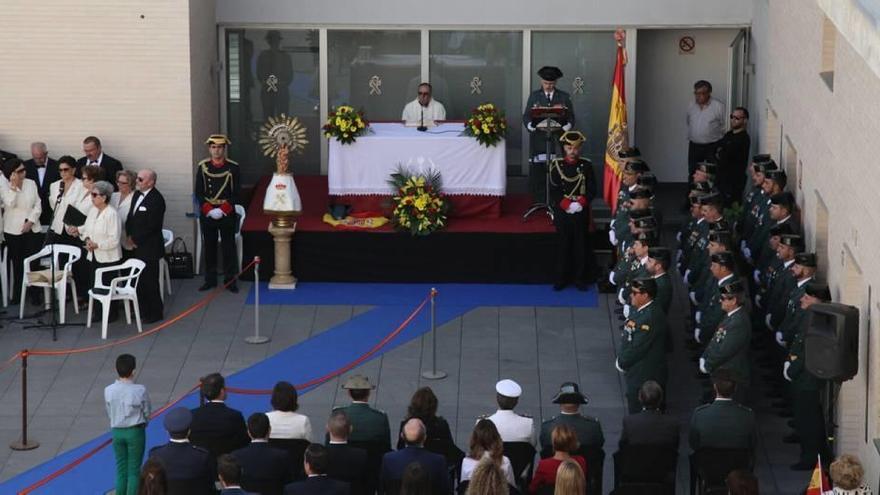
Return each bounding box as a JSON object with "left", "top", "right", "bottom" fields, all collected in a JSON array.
[{"left": 241, "top": 175, "right": 606, "bottom": 283}]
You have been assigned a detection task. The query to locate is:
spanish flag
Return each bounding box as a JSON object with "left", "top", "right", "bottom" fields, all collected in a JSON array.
[
  {"left": 805, "top": 455, "right": 831, "bottom": 495},
  {"left": 603, "top": 31, "right": 629, "bottom": 214}
]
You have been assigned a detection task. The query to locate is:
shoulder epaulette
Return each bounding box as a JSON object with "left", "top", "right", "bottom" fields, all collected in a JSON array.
[
  {"left": 226, "top": 158, "right": 239, "bottom": 166},
  {"left": 198, "top": 158, "right": 211, "bottom": 166}
]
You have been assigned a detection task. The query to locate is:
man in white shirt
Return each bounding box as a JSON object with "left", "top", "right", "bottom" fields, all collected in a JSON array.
[
  {"left": 482, "top": 379, "right": 535, "bottom": 445},
  {"left": 401, "top": 83, "right": 446, "bottom": 125},
  {"left": 686, "top": 80, "right": 726, "bottom": 180}
]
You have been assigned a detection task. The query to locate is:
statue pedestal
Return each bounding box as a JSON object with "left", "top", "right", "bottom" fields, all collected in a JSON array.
[{"left": 268, "top": 219, "right": 297, "bottom": 290}]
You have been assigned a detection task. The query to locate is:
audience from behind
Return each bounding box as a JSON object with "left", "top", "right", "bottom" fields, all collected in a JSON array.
[
  {"left": 217, "top": 454, "right": 248, "bottom": 495},
  {"left": 267, "top": 381, "right": 312, "bottom": 441},
  {"left": 461, "top": 419, "right": 516, "bottom": 486},
  {"left": 618, "top": 380, "right": 679, "bottom": 448},
  {"left": 148, "top": 407, "right": 215, "bottom": 495},
  {"left": 325, "top": 410, "right": 369, "bottom": 492},
  {"left": 231, "top": 412, "right": 293, "bottom": 495},
  {"left": 137, "top": 457, "right": 168, "bottom": 495},
  {"left": 22, "top": 141, "right": 59, "bottom": 226},
  {"left": 111, "top": 169, "right": 137, "bottom": 256},
  {"left": 398, "top": 386, "right": 461, "bottom": 464},
  {"left": 380, "top": 418, "right": 449, "bottom": 495},
  {"left": 540, "top": 382, "right": 604, "bottom": 458},
  {"left": 283, "top": 444, "right": 350, "bottom": 495},
  {"left": 105, "top": 353, "right": 151, "bottom": 495},
  {"left": 830, "top": 454, "right": 873, "bottom": 495},
  {"left": 77, "top": 135, "right": 123, "bottom": 185},
  {"left": 688, "top": 370, "right": 756, "bottom": 452},
  {"left": 125, "top": 168, "right": 166, "bottom": 323},
  {"left": 482, "top": 379, "right": 535, "bottom": 445},
  {"left": 189, "top": 373, "right": 250, "bottom": 459},
  {"left": 725, "top": 469, "right": 759, "bottom": 495},
  {"left": 552, "top": 459, "right": 586, "bottom": 495},
  {"left": 400, "top": 461, "right": 433, "bottom": 495},
  {"left": 1, "top": 157, "right": 43, "bottom": 305},
  {"left": 467, "top": 456, "right": 509, "bottom": 495},
  {"left": 530, "top": 425, "right": 587, "bottom": 494},
  {"left": 335, "top": 374, "right": 391, "bottom": 450}
]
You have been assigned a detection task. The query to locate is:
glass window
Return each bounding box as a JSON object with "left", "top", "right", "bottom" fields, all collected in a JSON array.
[
  {"left": 225, "top": 29, "right": 321, "bottom": 185},
  {"left": 327, "top": 30, "right": 420, "bottom": 121},
  {"left": 430, "top": 31, "right": 523, "bottom": 175},
  {"left": 531, "top": 32, "right": 617, "bottom": 176}
]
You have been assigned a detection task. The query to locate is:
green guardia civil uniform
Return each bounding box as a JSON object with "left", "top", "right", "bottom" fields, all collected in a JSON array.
[
  {"left": 333, "top": 402, "right": 391, "bottom": 451},
  {"left": 702, "top": 306, "right": 752, "bottom": 388},
  {"left": 786, "top": 333, "right": 830, "bottom": 464},
  {"left": 688, "top": 399, "right": 756, "bottom": 452},
  {"left": 654, "top": 272, "right": 673, "bottom": 316},
  {"left": 778, "top": 280, "right": 811, "bottom": 344},
  {"left": 767, "top": 261, "right": 797, "bottom": 329},
  {"left": 618, "top": 300, "right": 668, "bottom": 413}
]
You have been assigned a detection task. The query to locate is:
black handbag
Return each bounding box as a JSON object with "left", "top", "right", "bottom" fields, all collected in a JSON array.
[{"left": 165, "top": 237, "right": 194, "bottom": 279}]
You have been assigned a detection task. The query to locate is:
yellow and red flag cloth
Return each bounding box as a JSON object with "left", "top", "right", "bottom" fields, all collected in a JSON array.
[
  {"left": 322, "top": 211, "right": 389, "bottom": 230},
  {"left": 805, "top": 455, "right": 831, "bottom": 495},
  {"left": 603, "top": 30, "right": 629, "bottom": 214}
]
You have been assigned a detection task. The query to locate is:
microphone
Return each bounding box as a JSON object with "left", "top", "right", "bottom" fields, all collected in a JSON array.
[{"left": 417, "top": 106, "right": 427, "bottom": 132}]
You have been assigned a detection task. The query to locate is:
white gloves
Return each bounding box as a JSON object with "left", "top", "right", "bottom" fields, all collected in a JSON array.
[
  {"left": 562, "top": 123, "right": 572, "bottom": 131},
  {"left": 527, "top": 122, "right": 536, "bottom": 131},
  {"left": 609, "top": 229, "right": 618, "bottom": 246},
  {"left": 615, "top": 358, "right": 625, "bottom": 373},
  {"left": 765, "top": 313, "right": 773, "bottom": 329},
  {"left": 740, "top": 240, "right": 747, "bottom": 252},
  {"left": 676, "top": 250, "right": 683, "bottom": 263},
  {"left": 623, "top": 304, "right": 631, "bottom": 318},
  {"left": 783, "top": 361, "right": 792, "bottom": 382},
  {"left": 608, "top": 271, "right": 617, "bottom": 285},
  {"left": 689, "top": 291, "right": 698, "bottom": 306},
  {"left": 676, "top": 231, "right": 682, "bottom": 242},
  {"left": 207, "top": 208, "right": 224, "bottom": 220},
  {"left": 566, "top": 202, "right": 583, "bottom": 214},
  {"left": 693, "top": 327, "right": 702, "bottom": 344},
  {"left": 753, "top": 269, "right": 761, "bottom": 285},
  {"left": 742, "top": 247, "right": 752, "bottom": 260},
  {"left": 684, "top": 269, "right": 692, "bottom": 283},
  {"left": 699, "top": 357, "right": 708, "bottom": 374},
  {"left": 775, "top": 331, "right": 786, "bottom": 347},
  {"left": 695, "top": 311, "right": 702, "bottom": 324},
  {"left": 609, "top": 219, "right": 616, "bottom": 229},
  {"left": 755, "top": 293, "right": 763, "bottom": 308},
  {"left": 617, "top": 288, "right": 626, "bottom": 305}
]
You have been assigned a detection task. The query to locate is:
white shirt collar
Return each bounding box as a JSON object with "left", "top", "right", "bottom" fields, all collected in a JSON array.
[
  {"left": 717, "top": 273, "right": 734, "bottom": 286},
  {"left": 639, "top": 255, "right": 648, "bottom": 265},
  {"left": 652, "top": 271, "right": 667, "bottom": 279},
  {"left": 696, "top": 218, "right": 705, "bottom": 225},
  {"left": 328, "top": 440, "right": 348, "bottom": 444},
  {"left": 783, "top": 259, "right": 795, "bottom": 268},
  {"left": 797, "top": 276, "right": 813, "bottom": 288},
  {"left": 169, "top": 438, "right": 190, "bottom": 444},
  {"left": 714, "top": 397, "right": 733, "bottom": 402},
  {"left": 727, "top": 306, "right": 743, "bottom": 317},
  {"left": 776, "top": 215, "right": 791, "bottom": 225},
  {"left": 251, "top": 439, "right": 269, "bottom": 443},
  {"left": 89, "top": 153, "right": 104, "bottom": 165},
  {"left": 637, "top": 300, "right": 654, "bottom": 311},
  {"left": 628, "top": 183, "right": 638, "bottom": 192}
]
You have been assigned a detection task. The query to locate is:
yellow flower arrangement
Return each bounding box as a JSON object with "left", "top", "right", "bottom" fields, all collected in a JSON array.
[
  {"left": 464, "top": 102, "right": 507, "bottom": 147},
  {"left": 388, "top": 165, "right": 449, "bottom": 236},
  {"left": 323, "top": 105, "right": 370, "bottom": 144}
]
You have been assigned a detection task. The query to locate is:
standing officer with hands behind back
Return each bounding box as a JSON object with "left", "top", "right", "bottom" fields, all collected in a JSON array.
[{"left": 195, "top": 135, "right": 241, "bottom": 293}]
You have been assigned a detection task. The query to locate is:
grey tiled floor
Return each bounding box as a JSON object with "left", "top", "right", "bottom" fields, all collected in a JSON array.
[{"left": 0, "top": 274, "right": 807, "bottom": 493}]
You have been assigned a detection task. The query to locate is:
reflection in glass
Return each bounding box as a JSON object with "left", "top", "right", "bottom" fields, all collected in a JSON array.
[
  {"left": 327, "top": 31, "right": 420, "bottom": 121},
  {"left": 226, "top": 29, "right": 320, "bottom": 185},
  {"left": 430, "top": 31, "right": 523, "bottom": 175},
  {"left": 531, "top": 32, "right": 617, "bottom": 177}
]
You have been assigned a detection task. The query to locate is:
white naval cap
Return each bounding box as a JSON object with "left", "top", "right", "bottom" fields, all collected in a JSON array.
[{"left": 495, "top": 379, "right": 522, "bottom": 398}]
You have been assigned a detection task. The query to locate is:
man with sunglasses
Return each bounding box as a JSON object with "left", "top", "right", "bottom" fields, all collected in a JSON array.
[
  {"left": 401, "top": 82, "right": 446, "bottom": 125},
  {"left": 714, "top": 107, "right": 751, "bottom": 206}
]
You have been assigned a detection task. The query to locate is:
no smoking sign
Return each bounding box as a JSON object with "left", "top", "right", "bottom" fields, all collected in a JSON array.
[{"left": 679, "top": 36, "right": 695, "bottom": 55}]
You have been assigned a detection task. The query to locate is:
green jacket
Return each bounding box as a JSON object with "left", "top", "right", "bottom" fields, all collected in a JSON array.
[
  {"left": 702, "top": 306, "right": 752, "bottom": 385},
  {"left": 688, "top": 400, "right": 756, "bottom": 452},
  {"left": 334, "top": 402, "right": 391, "bottom": 450},
  {"left": 741, "top": 189, "right": 766, "bottom": 242},
  {"left": 654, "top": 273, "right": 673, "bottom": 315},
  {"left": 786, "top": 333, "right": 823, "bottom": 392},
  {"left": 618, "top": 300, "right": 668, "bottom": 393},
  {"left": 540, "top": 413, "right": 605, "bottom": 455},
  {"left": 779, "top": 281, "right": 810, "bottom": 344},
  {"left": 768, "top": 263, "right": 797, "bottom": 328}
]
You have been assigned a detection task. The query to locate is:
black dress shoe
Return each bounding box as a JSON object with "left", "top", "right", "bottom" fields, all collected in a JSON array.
[
  {"left": 227, "top": 284, "right": 239, "bottom": 294},
  {"left": 198, "top": 282, "right": 216, "bottom": 291}
]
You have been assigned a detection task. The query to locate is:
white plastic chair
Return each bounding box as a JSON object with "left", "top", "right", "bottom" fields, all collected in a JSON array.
[
  {"left": 196, "top": 204, "right": 247, "bottom": 275},
  {"left": 158, "top": 229, "right": 174, "bottom": 302},
  {"left": 20, "top": 244, "right": 81, "bottom": 323},
  {"left": 87, "top": 258, "right": 145, "bottom": 340}
]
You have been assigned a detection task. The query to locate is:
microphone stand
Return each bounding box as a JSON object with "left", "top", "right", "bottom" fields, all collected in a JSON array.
[
  {"left": 417, "top": 105, "right": 427, "bottom": 132},
  {"left": 24, "top": 181, "right": 84, "bottom": 341},
  {"left": 522, "top": 109, "right": 564, "bottom": 222}
]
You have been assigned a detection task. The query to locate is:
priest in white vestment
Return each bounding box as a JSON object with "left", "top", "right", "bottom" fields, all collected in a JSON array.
[{"left": 401, "top": 82, "right": 447, "bottom": 124}]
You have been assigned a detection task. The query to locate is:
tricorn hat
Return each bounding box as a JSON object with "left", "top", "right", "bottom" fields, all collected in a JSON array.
[
  {"left": 205, "top": 134, "right": 231, "bottom": 146},
  {"left": 708, "top": 230, "right": 734, "bottom": 247},
  {"left": 805, "top": 282, "right": 831, "bottom": 301},
  {"left": 710, "top": 251, "right": 736, "bottom": 269},
  {"left": 341, "top": 374, "right": 375, "bottom": 390},
  {"left": 778, "top": 234, "right": 804, "bottom": 250},
  {"left": 770, "top": 192, "right": 795, "bottom": 209},
  {"left": 631, "top": 277, "right": 658, "bottom": 297},
  {"left": 552, "top": 381, "right": 588, "bottom": 404},
  {"left": 559, "top": 131, "right": 586, "bottom": 147},
  {"left": 794, "top": 252, "right": 817, "bottom": 268},
  {"left": 719, "top": 278, "right": 746, "bottom": 296},
  {"left": 537, "top": 66, "right": 564, "bottom": 81},
  {"left": 619, "top": 147, "right": 641, "bottom": 159},
  {"left": 648, "top": 247, "right": 672, "bottom": 266},
  {"left": 637, "top": 174, "right": 658, "bottom": 188},
  {"left": 623, "top": 160, "right": 650, "bottom": 174}
]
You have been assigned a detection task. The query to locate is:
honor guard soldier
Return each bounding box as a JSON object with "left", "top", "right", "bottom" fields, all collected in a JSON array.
[
  {"left": 482, "top": 379, "right": 535, "bottom": 445},
  {"left": 616, "top": 277, "right": 669, "bottom": 413},
  {"left": 693, "top": 251, "right": 737, "bottom": 347},
  {"left": 688, "top": 369, "right": 756, "bottom": 452},
  {"left": 609, "top": 159, "right": 650, "bottom": 248},
  {"left": 195, "top": 134, "right": 241, "bottom": 293},
  {"left": 776, "top": 254, "right": 818, "bottom": 346},
  {"left": 548, "top": 131, "right": 597, "bottom": 290},
  {"left": 646, "top": 247, "right": 673, "bottom": 316},
  {"left": 699, "top": 278, "right": 752, "bottom": 403},
  {"left": 539, "top": 382, "right": 604, "bottom": 458},
  {"left": 741, "top": 158, "right": 778, "bottom": 249}
]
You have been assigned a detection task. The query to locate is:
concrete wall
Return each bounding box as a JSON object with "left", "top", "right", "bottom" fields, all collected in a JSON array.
[
  {"left": 764, "top": 0, "right": 880, "bottom": 487},
  {"left": 0, "top": 0, "right": 214, "bottom": 247},
  {"left": 634, "top": 28, "right": 741, "bottom": 182},
  {"left": 216, "top": 0, "right": 753, "bottom": 27}
]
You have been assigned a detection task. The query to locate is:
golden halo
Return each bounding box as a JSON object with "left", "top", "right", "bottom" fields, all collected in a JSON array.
[{"left": 258, "top": 113, "right": 308, "bottom": 158}]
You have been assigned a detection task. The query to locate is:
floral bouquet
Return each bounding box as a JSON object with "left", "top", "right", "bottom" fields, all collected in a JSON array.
[
  {"left": 463, "top": 103, "right": 507, "bottom": 147},
  {"left": 388, "top": 166, "right": 449, "bottom": 236},
  {"left": 322, "top": 105, "right": 369, "bottom": 144}
]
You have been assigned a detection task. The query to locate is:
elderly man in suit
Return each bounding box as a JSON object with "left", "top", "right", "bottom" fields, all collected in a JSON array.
[
  {"left": 149, "top": 407, "right": 216, "bottom": 495},
  {"left": 284, "top": 444, "right": 350, "bottom": 495},
  {"left": 380, "top": 419, "right": 449, "bottom": 495},
  {"left": 76, "top": 136, "right": 123, "bottom": 188},
  {"left": 618, "top": 381, "right": 679, "bottom": 448},
  {"left": 190, "top": 373, "right": 250, "bottom": 460},
  {"left": 23, "top": 142, "right": 59, "bottom": 226},
  {"left": 125, "top": 168, "right": 165, "bottom": 323},
  {"left": 232, "top": 413, "right": 293, "bottom": 494},
  {"left": 325, "top": 410, "right": 368, "bottom": 493},
  {"left": 522, "top": 66, "right": 575, "bottom": 203}
]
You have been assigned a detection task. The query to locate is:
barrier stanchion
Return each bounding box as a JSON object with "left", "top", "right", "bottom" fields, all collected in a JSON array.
[
  {"left": 245, "top": 256, "right": 269, "bottom": 345},
  {"left": 421, "top": 288, "right": 446, "bottom": 380},
  {"left": 10, "top": 350, "right": 38, "bottom": 451}
]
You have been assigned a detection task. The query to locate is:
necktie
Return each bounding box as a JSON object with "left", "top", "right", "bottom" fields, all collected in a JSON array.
[{"left": 546, "top": 93, "right": 552, "bottom": 102}]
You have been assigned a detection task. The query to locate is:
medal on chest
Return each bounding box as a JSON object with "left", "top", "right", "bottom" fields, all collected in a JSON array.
[{"left": 714, "top": 326, "right": 726, "bottom": 343}]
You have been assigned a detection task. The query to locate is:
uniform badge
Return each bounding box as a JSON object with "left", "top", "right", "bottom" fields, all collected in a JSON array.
[
  {"left": 789, "top": 354, "right": 798, "bottom": 361},
  {"left": 714, "top": 326, "right": 726, "bottom": 342},
  {"left": 640, "top": 324, "right": 650, "bottom": 332}
]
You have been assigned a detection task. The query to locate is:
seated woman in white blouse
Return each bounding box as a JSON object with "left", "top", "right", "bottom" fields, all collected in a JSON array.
[
  {"left": 1, "top": 158, "right": 42, "bottom": 303},
  {"left": 460, "top": 419, "right": 516, "bottom": 486},
  {"left": 266, "top": 381, "right": 312, "bottom": 441},
  {"left": 110, "top": 169, "right": 137, "bottom": 257}
]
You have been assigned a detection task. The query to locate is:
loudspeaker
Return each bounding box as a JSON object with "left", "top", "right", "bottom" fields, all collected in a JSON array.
[{"left": 805, "top": 302, "right": 860, "bottom": 382}]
